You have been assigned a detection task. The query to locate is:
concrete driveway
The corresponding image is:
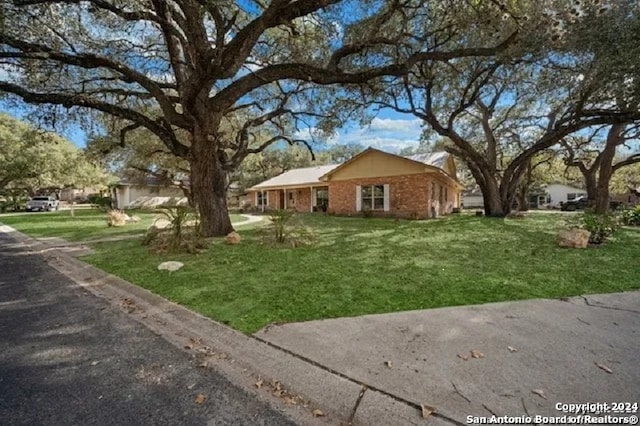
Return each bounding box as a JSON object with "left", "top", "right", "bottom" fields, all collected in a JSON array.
[{"left": 255, "top": 293, "right": 640, "bottom": 424}]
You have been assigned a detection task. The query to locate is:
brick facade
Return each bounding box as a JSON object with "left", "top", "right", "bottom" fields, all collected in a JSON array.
[{"left": 328, "top": 173, "right": 459, "bottom": 219}]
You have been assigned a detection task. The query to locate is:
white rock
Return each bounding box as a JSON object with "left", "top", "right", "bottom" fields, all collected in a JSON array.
[{"left": 157, "top": 261, "right": 184, "bottom": 272}]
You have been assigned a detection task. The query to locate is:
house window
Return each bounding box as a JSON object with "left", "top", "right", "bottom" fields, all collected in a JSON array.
[
  {"left": 444, "top": 187, "right": 448, "bottom": 201},
  {"left": 257, "top": 192, "right": 266, "bottom": 207},
  {"left": 288, "top": 191, "right": 295, "bottom": 206},
  {"left": 361, "top": 185, "right": 385, "bottom": 210},
  {"left": 431, "top": 182, "right": 436, "bottom": 200}
]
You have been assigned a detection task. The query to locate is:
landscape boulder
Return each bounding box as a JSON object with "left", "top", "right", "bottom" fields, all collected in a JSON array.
[
  {"left": 225, "top": 231, "right": 241, "bottom": 245},
  {"left": 127, "top": 215, "right": 141, "bottom": 223},
  {"left": 558, "top": 229, "right": 591, "bottom": 249},
  {"left": 157, "top": 261, "right": 184, "bottom": 272}
]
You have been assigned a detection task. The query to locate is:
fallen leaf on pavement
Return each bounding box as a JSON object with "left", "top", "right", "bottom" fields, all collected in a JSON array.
[
  {"left": 421, "top": 404, "right": 435, "bottom": 418},
  {"left": 312, "top": 409, "right": 325, "bottom": 417},
  {"left": 90, "top": 361, "right": 99, "bottom": 366},
  {"left": 507, "top": 346, "right": 518, "bottom": 352},
  {"left": 283, "top": 396, "right": 299, "bottom": 405},
  {"left": 532, "top": 389, "right": 547, "bottom": 399},
  {"left": 195, "top": 394, "right": 206, "bottom": 404},
  {"left": 384, "top": 360, "right": 392, "bottom": 368},
  {"left": 255, "top": 377, "right": 263, "bottom": 389},
  {"left": 198, "top": 361, "right": 208, "bottom": 368},
  {"left": 187, "top": 383, "right": 196, "bottom": 390},
  {"left": 457, "top": 354, "right": 469, "bottom": 361},
  {"left": 595, "top": 362, "right": 613, "bottom": 374},
  {"left": 470, "top": 349, "right": 484, "bottom": 359}
]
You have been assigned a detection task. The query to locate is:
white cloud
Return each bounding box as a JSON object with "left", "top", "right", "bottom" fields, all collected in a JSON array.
[
  {"left": 368, "top": 117, "right": 422, "bottom": 134},
  {"left": 293, "top": 116, "right": 423, "bottom": 153}
]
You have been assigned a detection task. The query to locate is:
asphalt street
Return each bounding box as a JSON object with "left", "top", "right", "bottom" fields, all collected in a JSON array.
[{"left": 0, "top": 231, "right": 297, "bottom": 426}]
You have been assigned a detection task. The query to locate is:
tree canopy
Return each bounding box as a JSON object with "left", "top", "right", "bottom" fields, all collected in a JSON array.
[
  {"left": 0, "top": 113, "right": 113, "bottom": 195},
  {"left": 0, "top": 0, "right": 521, "bottom": 234},
  {"left": 366, "top": 1, "right": 640, "bottom": 215}
]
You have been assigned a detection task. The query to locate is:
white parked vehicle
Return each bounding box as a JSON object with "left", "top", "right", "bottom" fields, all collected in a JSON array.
[{"left": 26, "top": 196, "right": 59, "bottom": 212}]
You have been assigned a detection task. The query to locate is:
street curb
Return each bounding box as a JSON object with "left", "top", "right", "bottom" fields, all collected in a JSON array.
[{"left": 0, "top": 225, "right": 442, "bottom": 426}]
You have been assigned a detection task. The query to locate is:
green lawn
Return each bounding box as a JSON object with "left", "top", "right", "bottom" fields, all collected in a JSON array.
[
  {"left": 0, "top": 209, "right": 245, "bottom": 241},
  {"left": 3, "top": 211, "right": 638, "bottom": 333}
]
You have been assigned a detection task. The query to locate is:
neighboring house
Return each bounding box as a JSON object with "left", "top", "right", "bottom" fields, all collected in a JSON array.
[
  {"left": 59, "top": 187, "right": 102, "bottom": 202},
  {"left": 246, "top": 147, "right": 463, "bottom": 219},
  {"left": 461, "top": 188, "right": 484, "bottom": 209},
  {"left": 545, "top": 183, "right": 587, "bottom": 208},
  {"left": 111, "top": 177, "right": 185, "bottom": 209}
]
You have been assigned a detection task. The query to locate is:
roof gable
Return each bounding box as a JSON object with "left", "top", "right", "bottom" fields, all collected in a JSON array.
[{"left": 321, "top": 148, "right": 427, "bottom": 181}]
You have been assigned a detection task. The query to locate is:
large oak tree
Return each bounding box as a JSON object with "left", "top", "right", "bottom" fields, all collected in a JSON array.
[
  {"left": 369, "top": 0, "right": 640, "bottom": 216},
  {"left": 0, "top": 0, "right": 517, "bottom": 235}
]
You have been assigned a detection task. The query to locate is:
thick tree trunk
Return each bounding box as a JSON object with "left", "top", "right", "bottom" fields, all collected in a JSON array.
[
  {"left": 594, "top": 181, "right": 611, "bottom": 214},
  {"left": 481, "top": 177, "right": 507, "bottom": 217},
  {"left": 594, "top": 124, "right": 624, "bottom": 214},
  {"left": 516, "top": 188, "right": 529, "bottom": 211},
  {"left": 189, "top": 131, "right": 234, "bottom": 237},
  {"left": 584, "top": 170, "right": 597, "bottom": 206}
]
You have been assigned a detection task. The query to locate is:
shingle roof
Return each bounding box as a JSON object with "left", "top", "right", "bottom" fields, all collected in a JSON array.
[
  {"left": 406, "top": 151, "right": 449, "bottom": 169},
  {"left": 249, "top": 164, "right": 339, "bottom": 190}
]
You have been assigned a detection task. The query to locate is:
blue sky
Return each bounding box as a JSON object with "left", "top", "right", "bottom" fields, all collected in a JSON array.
[{"left": 296, "top": 109, "right": 423, "bottom": 153}]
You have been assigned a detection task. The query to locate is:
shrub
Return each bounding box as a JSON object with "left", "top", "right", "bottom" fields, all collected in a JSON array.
[
  {"left": 579, "top": 211, "right": 622, "bottom": 244},
  {"left": 156, "top": 204, "right": 199, "bottom": 250},
  {"left": 0, "top": 191, "right": 28, "bottom": 212},
  {"left": 268, "top": 209, "right": 294, "bottom": 244},
  {"left": 361, "top": 208, "right": 373, "bottom": 218},
  {"left": 89, "top": 195, "right": 112, "bottom": 211},
  {"left": 106, "top": 209, "right": 128, "bottom": 227},
  {"left": 622, "top": 205, "right": 640, "bottom": 226},
  {"left": 142, "top": 205, "right": 207, "bottom": 254},
  {"left": 262, "top": 209, "right": 315, "bottom": 247}
]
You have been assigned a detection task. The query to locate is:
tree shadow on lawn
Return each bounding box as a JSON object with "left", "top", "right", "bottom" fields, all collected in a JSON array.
[
  {"left": 1, "top": 213, "right": 104, "bottom": 224},
  {"left": 10, "top": 226, "right": 146, "bottom": 242}
]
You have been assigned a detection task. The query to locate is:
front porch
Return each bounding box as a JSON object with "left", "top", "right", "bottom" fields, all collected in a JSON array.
[{"left": 252, "top": 186, "right": 329, "bottom": 213}]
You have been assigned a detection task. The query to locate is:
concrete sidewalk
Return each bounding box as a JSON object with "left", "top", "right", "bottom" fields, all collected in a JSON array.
[{"left": 256, "top": 293, "right": 640, "bottom": 424}]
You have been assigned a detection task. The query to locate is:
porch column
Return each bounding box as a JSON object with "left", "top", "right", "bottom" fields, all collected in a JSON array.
[
  {"left": 261, "top": 190, "right": 265, "bottom": 213},
  {"left": 124, "top": 186, "right": 131, "bottom": 208},
  {"left": 310, "top": 186, "right": 313, "bottom": 212},
  {"left": 284, "top": 189, "right": 287, "bottom": 209}
]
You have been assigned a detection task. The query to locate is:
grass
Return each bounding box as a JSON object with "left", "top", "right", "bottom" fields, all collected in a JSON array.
[
  {"left": 0, "top": 209, "right": 245, "bottom": 241},
  {"left": 3, "top": 210, "right": 638, "bottom": 333}
]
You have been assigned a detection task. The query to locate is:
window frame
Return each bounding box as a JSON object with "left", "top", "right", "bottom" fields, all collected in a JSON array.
[
  {"left": 361, "top": 184, "right": 385, "bottom": 211},
  {"left": 257, "top": 192, "right": 267, "bottom": 207}
]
